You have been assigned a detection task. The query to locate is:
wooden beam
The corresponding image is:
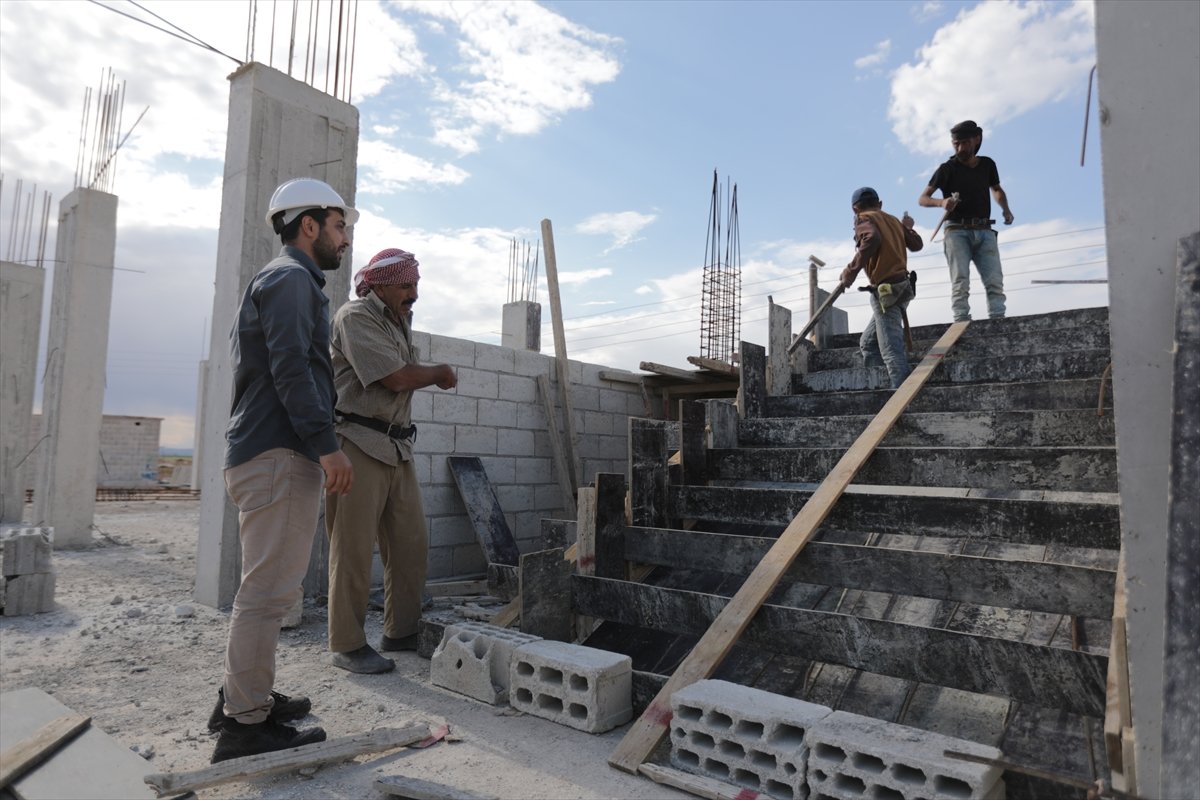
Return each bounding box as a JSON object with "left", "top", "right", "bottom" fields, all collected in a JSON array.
[
  {"left": 738, "top": 341, "right": 766, "bottom": 419},
  {"left": 638, "top": 361, "right": 707, "bottom": 382},
  {"left": 594, "top": 473, "right": 628, "bottom": 581},
  {"left": 685, "top": 355, "right": 739, "bottom": 376},
  {"left": 375, "top": 774, "right": 496, "bottom": 800},
  {"left": 144, "top": 725, "right": 431, "bottom": 796},
  {"left": 537, "top": 373, "right": 577, "bottom": 518},
  {"left": 540, "top": 218, "right": 581, "bottom": 493},
  {"left": 679, "top": 400, "right": 707, "bottom": 486},
  {"left": 622, "top": 526, "right": 1116, "bottom": 618},
  {"left": 608, "top": 321, "right": 969, "bottom": 773},
  {"left": 424, "top": 578, "right": 489, "bottom": 598},
  {"left": 671, "top": 485, "right": 1121, "bottom": 549},
  {"left": 576, "top": 575, "right": 1106, "bottom": 717},
  {"left": 575, "top": 487, "right": 598, "bottom": 640},
  {"left": 638, "top": 763, "right": 748, "bottom": 800},
  {"left": 629, "top": 418, "right": 667, "bottom": 529},
  {"left": 0, "top": 714, "right": 91, "bottom": 791}
]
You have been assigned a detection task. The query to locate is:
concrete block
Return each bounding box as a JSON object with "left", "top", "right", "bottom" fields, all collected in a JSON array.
[
  {"left": 456, "top": 368, "right": 500, "bottom": 400},
  {"left": 0, "top": 526, "right": 54, "bottom": 576},
  {"left": 430, "top": 515, "right": 476, "bottom": 547},
  {"left": 475, "top": 342, "right": 516, "bottom": 372},
  {"left": 452, "top": 543, "right": 487, "bottom": 575},
  {"left": 430, "top": 621, "right": 542, "bottom": 704},
  {"left": 497, "top": 428, "right": 535, "bottom": 457},
  {"left": 429, "top": 335, "right": 476, "bottom": 367},
  {"left": 432, "top": 394, "right": 478, "bottom": 424},
  {"left": 499, "top": 374, "right": 538, "bottom": 404},
  {"left": 410, "top": 388, "right": 433, "bottom": 420},
  {"left": 574, "top": 385, "right": 600, "bottom": 412},
  {"left": 583, "top": 410, "right": 612, "bottom": 436},
  {"left": 2, "top": 570, "right": 56, "bottom": 615},
  {"left": 478, "top": 398, "right": 518, "bottom": 428},
  {"left": 670, "top": 679, "right": 832, "bottom": 800},
  {"left": 420, "top": 422, "right": 457, "bottom": 454},
  {"left": 806, "top": 711, "right": 1004, "bottom": 800},
  {"left": 509, "top": 640, "right": 632, "bottom": 733},
  {"left": 513, "top": 349, "right": 550, "bottom": 378},
  {"left": 517, "top": 401, "right": 548, "bottom": 430},
  {"left": 455, "top": 425, "right": 497, "bottom": 455},
  {"left": 477, "top": 455, "right": 516, "bottom": 485}
]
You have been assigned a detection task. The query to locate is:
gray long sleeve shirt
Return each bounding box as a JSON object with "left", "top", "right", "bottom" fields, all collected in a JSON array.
[{"left": 225, "top": 246, "right": 339, "bottom": 468}]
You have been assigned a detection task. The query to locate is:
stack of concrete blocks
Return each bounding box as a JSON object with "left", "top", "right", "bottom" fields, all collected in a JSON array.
[
  {"left": 668, "top": 681, "right": 1005, "bottom": 800},
  {"left": 671, "top": 679, "right": 832, "bottom": 800},
  {"left": 430, "top": 621, "right": 541, "bottom": 704},
  {"left": 1, "top": 527, "right": 55, "bottom": 616},
  {"left": 508, "top": 640, "right": 632, "bottom": 733},
  {"left": 805, "top": 711, "right": 1004, "bottom": 800}
]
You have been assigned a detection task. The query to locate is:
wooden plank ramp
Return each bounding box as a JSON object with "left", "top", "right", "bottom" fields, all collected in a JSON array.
[{"left": 608, "top": 321, "right": 970, "bottom": 773}]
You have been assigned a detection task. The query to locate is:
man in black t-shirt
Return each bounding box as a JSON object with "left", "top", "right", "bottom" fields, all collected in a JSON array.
[{"left": 919, "top": 120, "right": 1015, "bottom": 321}]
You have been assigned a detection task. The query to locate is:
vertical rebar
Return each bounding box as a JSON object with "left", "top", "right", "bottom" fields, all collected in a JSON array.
[
  {"left": 36, "top": 191, "right": 52, "bottom": 269},
  {"left": 287, "top": 0, "right": 298, "bottom": 75},
  {"left": 347, "top": 0, "right": 359, "bottom": 101}
]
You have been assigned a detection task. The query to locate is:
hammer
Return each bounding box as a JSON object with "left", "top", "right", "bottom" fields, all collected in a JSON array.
[{"left": 929, "top": 192, "right": 960, "bottom": 243}]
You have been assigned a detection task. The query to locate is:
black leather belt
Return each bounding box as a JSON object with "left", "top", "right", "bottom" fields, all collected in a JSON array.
[
  {"left": 946, "top": 218, "right": 995, "bottom": 229},
  {"left": 336, "top": 411, "right": 416, "bottom": 442}
]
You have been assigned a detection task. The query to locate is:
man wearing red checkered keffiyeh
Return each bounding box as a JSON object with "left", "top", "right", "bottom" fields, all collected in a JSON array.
[{"left": 326, "top": 247, "right": 458, "bottom": 674}]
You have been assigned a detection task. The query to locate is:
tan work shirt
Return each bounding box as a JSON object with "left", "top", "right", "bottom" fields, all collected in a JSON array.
[{"left": 330, "top": 292, "right": 420, "bottom": 466}]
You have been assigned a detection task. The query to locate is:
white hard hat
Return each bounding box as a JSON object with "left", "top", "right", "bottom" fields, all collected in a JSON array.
[{"left": 265, "top": 178, "right": 359, "bottom": 230}]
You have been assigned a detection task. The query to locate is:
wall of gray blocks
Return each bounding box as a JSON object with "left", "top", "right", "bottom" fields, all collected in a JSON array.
[
  {"left": 408, "top": 331, "right": 647, "bottom": 579},
  {"left": 25, "top": 414, "right": 162, "bottom": 490},
  {"left": 1, "top": 526, "right": 56, "bottom": 616}
]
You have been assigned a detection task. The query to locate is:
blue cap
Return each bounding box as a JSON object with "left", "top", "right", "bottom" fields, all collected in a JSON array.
[{"left": 851, "top": 186, "right": 879, "bottom": 206}]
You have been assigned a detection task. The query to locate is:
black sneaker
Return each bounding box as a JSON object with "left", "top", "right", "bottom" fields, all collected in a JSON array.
[
  {"left": 330, "top": 644, "right": 395, "bottom": 674},
  {"left": 379, "top": 633, "right": 419, "bottom": 652},
  {"left": 207, "top": 688, "right": 312, "bottom": 732},
  {"left": 210, "top": 718, "right": 326, "bottom": 763}
]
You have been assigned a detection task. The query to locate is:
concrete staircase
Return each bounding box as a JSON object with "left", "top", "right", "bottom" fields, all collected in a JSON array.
[{"left": 576, "top": 305, "right": 1118, "bottom": 799}]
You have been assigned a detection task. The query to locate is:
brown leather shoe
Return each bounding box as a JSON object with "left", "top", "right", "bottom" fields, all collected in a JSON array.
[{"left": 330, "top": 644, "right": 395, "bottom": 674}]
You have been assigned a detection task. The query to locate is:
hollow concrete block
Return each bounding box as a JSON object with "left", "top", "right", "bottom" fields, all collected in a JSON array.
[
  {"left": 509, "top": 640, "right": 631, "bottom": 733},
  {"left": 430, "top": 621, "right": 541, "bottom": 705}
]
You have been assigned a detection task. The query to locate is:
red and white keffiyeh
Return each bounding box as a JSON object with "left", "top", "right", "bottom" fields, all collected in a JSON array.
[{"left": 354, "top": 248, "right": 420, "bottom": 297}]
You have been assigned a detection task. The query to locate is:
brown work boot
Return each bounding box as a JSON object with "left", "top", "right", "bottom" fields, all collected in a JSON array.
[{"left": 210, "top": 718, "right": 325, "bottom": 763}]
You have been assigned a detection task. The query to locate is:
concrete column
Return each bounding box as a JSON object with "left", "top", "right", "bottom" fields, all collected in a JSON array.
[
  {"left": 0, "top": 261, "right": 45, "bottom": 523},
  {"left": 1095, "top": 3, "right": 1200, "bottom": 796},
  {"left": 813, "top": 287, "right": 848, "bottom": 350},
  {"left": 502, "top": 300, "right": 541, "bottom": 351},
  {"left": 32, "top": 188, "right": 118, "bottom": 547},
  {"left": 194, "top": 62, "right": 359, "bottom": 608},
  {"left": 190, "top": 359, "right": 207, "bottom": 492}
]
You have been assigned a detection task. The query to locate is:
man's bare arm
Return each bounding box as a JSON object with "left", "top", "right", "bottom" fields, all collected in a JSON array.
[
  {"left": 992, "top": 184, "right": 1014, "bottom": 225},
  {"left": 919, "top": 184, "right": 959, "bottom": 212},
  {"left": 379, "top": 363, "right": 457, "bottom": 393}
]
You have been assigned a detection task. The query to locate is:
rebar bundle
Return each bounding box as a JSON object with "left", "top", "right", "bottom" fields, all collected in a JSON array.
[
  {"left": 0, "top": 176, "right": 53, "bottom": 268},
  {"left": 245, "top": 0, "right": 360, "bottom": 102},
  {"left": 507, "top": 236, "right": 540, "bottom": 304},
  {"left": 700, "top": 170, "right": 742, "bottom": 363}
]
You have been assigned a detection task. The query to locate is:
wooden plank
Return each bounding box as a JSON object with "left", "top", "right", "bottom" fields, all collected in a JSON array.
[
  {"left": 424, "top": 579, "right": 488, "bottom": 598},
  {"left": 594, "top": 473, "right": 627, "bottom": 581},
  {"left": 376, "top": 774, "right": 497, "bottom": 800},
  {"left": 0, "top": 714, "right": 91, "bottom": 791},
  {"left": 767, "top": 296, "right": 792, "bottom": 397},
  {"left": 144, "top": 725, "right": 430, "bottom": 796},
  {"left": 638, "top": 763, "right": 749, "bottom": 800},
  {"left": 519, "top": 547, "right": 572, "bottom": 641},
  {"left": 622, "top": 526, "right": 1116, "bottom": 618},
  {"left": 638, "top": 361, "right": 707, "bottom": 382},
  {"left": 679, "top": 400, "right": 707, "bottom": 486},
  {"left": 486, "top": 563, "right": 519, "bottom": 602},
  {"left": 1104, "top": 551, "right": 1130, "bottom": 775},
  {"left": 629, "top": 418, "right": 667, "bottom": 529},
  {"left": 537, "top": 374, "right": 577, "bottom": 518},
  {"left": 738, "top": 341, "right": 766, "bottom": 419},
  {"left": 575, "top": 576, "right": 1106, "bottom": 717},
  {"left": 0, "top": 688, "right": 157, "bottom": 800},
  {"left": 541, "top": 219, "right": 581, "bottom": 493},
  {"left": 671, "top": 485, "right": 1121, "bottom": 549},
  {"left": 685, "top": 355, "right": 739, "bottom": 376},
  {"left": 447, "top": 456, "right": 521, "bottom": 566},
  {"left": 575, "top": 487, "right": 598, "bottom": 640},
  {"left": 608, "top": 322, "right": 970, "bottom": 772}
]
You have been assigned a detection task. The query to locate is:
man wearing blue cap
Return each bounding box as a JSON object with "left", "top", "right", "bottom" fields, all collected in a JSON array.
[{"left": 840, "top": 187, "right": 924, "bottom": 388}]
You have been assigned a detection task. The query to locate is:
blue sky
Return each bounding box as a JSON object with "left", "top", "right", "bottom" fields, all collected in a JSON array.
[{"left": 0, "top": 0, "right": 1107, "bottom": 448}]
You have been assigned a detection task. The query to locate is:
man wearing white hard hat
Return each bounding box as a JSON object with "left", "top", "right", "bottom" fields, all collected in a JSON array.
[{"left": 208, "top": 178, "right": 356, "bottom": 762}]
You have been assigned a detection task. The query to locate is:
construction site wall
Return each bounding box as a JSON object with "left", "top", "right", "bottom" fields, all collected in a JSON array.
[
  {"left": 408, "top": 331, "right": 643, "bottom": 579},
  {"left": 24, "top": 414, "right": 162, "bottom": 491}
]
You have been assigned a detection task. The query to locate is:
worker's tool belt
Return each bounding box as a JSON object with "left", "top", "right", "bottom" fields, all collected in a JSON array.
[
  {"left": 945, "top": 218, "right": 995, "bottom": 230},
  {"left": 336, "top": 411, "right": 417, "bottom": 442},
  {"left": 859, "top": 273, "right": 914, "bottom": 311}
]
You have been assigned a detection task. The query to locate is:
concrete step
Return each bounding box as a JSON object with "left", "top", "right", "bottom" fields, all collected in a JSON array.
[
  {"left": 810, "top": 325, "right": 1110, "bottom": 372},
  {"left": 823, "top": 306, "right": 1109, "bottom": 350},
  {"left": 708, "top": 446, "right": 1117, "bottom": 493},
  {"left": 794, "top": 349, "right": 1111, "bottom": 393},
  {"left": 740, "top": 409, "right": 1115, "bottom": 449},
  {"left": 670, "top": 485, "right": 1120, "bottom": 549},
  {"left": 767, "top": 378, "right": 1110, "bottom": 417}
]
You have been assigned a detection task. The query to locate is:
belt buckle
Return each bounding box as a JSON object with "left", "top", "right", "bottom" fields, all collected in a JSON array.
[{"left": 384, "top": 421, "right": 397, "bottom": 438}]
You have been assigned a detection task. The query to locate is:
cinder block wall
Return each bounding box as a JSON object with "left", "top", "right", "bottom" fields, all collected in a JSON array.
[
  {"left": 410, "top": 331, "right": 644, "bottom": 579},
  {"left": 27, "top": 415, "right": 162, "bottom": 491}
]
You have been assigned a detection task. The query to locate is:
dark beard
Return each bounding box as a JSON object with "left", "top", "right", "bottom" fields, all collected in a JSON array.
[{"left": 313, "top": 232, "right": 343, "bottom": 271}]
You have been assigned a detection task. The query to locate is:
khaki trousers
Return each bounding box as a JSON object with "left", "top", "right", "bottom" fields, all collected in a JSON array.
[
  {"left": 325, "top": 436, "right": 428, "bottom": 653},
  {"left": 221, "top": 447, "right": 323, "bottom": 723}
]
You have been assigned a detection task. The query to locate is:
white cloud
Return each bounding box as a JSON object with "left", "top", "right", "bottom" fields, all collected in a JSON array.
[
  {"left": 558, "top": 268, "right": 613, "bottom": 286},
  {"left": 913, "top": 1, "right": 945, "bottom": 22},
  {"left": 358, "top": 139, "right": 471, "bottom": 193},
  {"left": 854, "top": 39, "right": 891, "bottom": 69},
  {"left": 575, "top": 211, "right": 656, "bottom": 252},
  {"left": 889, "top": 0, "right": 1095, "bottom": 156},
  {"left": 395, "top": 0, "right": 622, "bottom": 155}
]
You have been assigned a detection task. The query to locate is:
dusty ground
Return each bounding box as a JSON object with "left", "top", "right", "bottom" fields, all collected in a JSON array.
[{"left": 0, "top": 499, "right": 686, "bottom": 799}]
